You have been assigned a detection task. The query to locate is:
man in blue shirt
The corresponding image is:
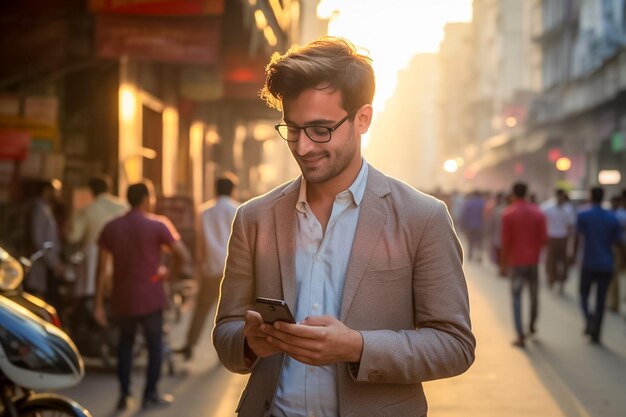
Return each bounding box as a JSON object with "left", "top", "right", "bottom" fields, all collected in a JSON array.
[{"left": 572, "top": 186, "right": 624, "bottom": 343}]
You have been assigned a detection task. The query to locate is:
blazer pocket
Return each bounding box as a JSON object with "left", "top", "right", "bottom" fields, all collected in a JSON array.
[{"left": 365, "top": 264, "right": 411, "bottom": 282}]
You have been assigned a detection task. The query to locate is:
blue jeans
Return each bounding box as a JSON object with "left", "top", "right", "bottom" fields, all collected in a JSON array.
[
  {"left": 116, "top": 310, "right": 163, "bottom": 397},
  {"left": 579, "top": 269, "right": 612, "bottom": 340},
  {"left": 510, "top": 266, "right": 539, "bottom": 339}
]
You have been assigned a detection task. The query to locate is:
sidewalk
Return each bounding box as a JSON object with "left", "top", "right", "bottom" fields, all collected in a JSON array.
[{"left": 424, "top": 260, "right": 626, "bottom": 417}]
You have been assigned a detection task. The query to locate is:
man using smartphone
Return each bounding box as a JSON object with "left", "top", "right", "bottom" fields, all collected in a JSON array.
[{"left": 213, "top": 37, "right": 475, "bottom": 417}]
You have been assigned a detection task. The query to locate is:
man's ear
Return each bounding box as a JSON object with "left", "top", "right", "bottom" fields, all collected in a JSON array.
[{"left": 355, "top": 105, "right": 373, "bottom": 134}]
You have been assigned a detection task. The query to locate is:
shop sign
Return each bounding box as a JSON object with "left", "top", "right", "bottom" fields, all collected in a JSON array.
[
  {"left": 24, "top": 96, "right": 59, "bottom": 125},
  {"left": 223, "top": 51, "right": 268, "bottom": 100},
  {"left": 0, "top": 131, "right": 31, "bottom": 161},
  {"left": 0, "top": 115, "right": 59, "bottom": 149},
  {"left": 96, "top": 14, "right": 221, "bottom": 64},
  {"left": 89, "top": 0, "right": 223, "bottom": 16}
]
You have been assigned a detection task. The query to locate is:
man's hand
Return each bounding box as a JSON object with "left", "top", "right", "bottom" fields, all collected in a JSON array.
[
  {"left": 243, "top": 310, "right": 282, "bottom": 362},
  {"left": 94, "top": 304, "right": 108, "bottom": 327},
  {"left": 262, "top": 315, "right": 363, "bottom": 366}
]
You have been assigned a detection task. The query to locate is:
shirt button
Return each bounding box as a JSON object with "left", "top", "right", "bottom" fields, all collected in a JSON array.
[{"left": 312, "top": 303, "right": 319, "bottom": 311}]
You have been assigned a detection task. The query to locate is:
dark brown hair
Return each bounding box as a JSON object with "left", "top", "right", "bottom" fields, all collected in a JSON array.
[{"left": 260, "top": 37, "right": 375, "bottom": 113}]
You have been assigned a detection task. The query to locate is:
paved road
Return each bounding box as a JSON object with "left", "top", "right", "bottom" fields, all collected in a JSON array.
[
  {"left": 427, "top": 260, "right": 626, "bottom": 417},
  {"left": 59, "top": 261, "right": 626, "bottom": 416}
]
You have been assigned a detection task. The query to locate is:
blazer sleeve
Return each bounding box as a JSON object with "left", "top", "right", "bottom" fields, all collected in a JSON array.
[
  {"left": 355, "top": 201, "right": 475, "bottom": 383},
  {"left": 212, "top": 206, "right": 256, "bottom": 374}
]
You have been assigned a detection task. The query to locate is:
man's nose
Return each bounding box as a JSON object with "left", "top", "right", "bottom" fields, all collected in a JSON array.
[{"left": 293, "top": 128, "right": 315, "bottom": 154}]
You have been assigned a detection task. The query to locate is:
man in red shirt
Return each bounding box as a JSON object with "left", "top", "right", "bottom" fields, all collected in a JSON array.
[
  {"left": 500, "top": 182, "right": 547, "bottom": 347},
  {"left": 95, "top": 181, "right": 191, "bottom": 410}
]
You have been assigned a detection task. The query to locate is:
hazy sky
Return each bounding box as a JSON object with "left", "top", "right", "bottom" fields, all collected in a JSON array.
[{"left": 318, "top": 0, "right": 473, "bottom": 113}]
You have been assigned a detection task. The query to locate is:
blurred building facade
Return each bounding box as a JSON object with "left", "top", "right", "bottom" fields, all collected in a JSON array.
[
  {"left": 463, "top": 0, "right": 541, "bottom": 194},
  {"left": 438, "top": 22, "right": 474, "bottom": 190},
  {"left": 367, "top": 54, "right": 440, "bottom": 192},
  {"left": 439, "top": 0, "right": 626, "bottom": 199},
  {"left": 0, "top": 0, "right": 328, "bottom": 249},
  {"left": 529, "top": 0, "right": 626, "bottom": 197}
]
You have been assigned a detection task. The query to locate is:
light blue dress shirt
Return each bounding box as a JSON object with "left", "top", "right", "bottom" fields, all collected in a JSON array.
[{"left": 272, "top": 160, "right": 369, "bottom": 417}]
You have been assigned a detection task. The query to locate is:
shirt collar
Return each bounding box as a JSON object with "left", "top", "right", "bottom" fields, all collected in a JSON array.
[{"left": 296, "top": 158, "right": 368, "bottom": 213}]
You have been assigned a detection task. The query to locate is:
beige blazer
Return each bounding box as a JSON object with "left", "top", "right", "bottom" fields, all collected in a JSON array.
[{"left": 213, "top": 165, "right": 475, "bottom": 417}]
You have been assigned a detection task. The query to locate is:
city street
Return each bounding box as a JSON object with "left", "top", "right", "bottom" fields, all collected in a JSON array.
[
  {"left": 59, "top": 260, "right": 626, "bottom": 417},
  {"left": 3, "top": 1, "right": 626, "bottom": 416}
]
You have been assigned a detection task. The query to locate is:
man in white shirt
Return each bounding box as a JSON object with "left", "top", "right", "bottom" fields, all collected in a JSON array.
[
  {"left": 68, "top": 176, "right": 128, "bottom": 300},
  {"left": 541, "top": 188, "right": 576, "bottom": 293},
  {"left": 176, "top": 174, "right": 239, "bottom": 360}
]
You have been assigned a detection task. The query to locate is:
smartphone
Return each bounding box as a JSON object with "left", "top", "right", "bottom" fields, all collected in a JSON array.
[{"left": 255, "top": 297, "right": 296, "bottom": 324}]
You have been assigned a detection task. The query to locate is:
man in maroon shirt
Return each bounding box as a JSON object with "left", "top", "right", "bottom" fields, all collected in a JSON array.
[
  {"left": 95, "top": 181, "right": 191, "bottom": 410},
  {"left": 500, "top": 182, "right": 547, "bottom": 348}
]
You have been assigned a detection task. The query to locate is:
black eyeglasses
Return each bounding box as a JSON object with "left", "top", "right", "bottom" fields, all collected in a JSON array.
[{"left": 275, "top": 109, "right": 358, "bottom": 143}]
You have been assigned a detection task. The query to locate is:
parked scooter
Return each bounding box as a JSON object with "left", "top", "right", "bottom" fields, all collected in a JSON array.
[
  {"left": 0, "top": 242, "right": 62, "bottom": 327},
  {"left": 0, "top": 245, "right": 91, "bottom": 416}
]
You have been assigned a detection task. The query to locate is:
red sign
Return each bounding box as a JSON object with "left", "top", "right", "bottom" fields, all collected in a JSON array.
[
  {"left": 90, "top": 0, "right": 223, "bottom": 15},
  {"left": 224, "top": 51, "right": 268, "bottom": 99},
  {"left": 0, "top": 131, "right": 31, "bottom": 161},
  {"left": 96, "top": 15, "right": 221, "bottom": 64}
]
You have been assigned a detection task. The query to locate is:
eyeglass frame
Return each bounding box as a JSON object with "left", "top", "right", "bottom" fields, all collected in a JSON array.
[{"left": 274, "top": 108, "right": 359, "bottom": 143}]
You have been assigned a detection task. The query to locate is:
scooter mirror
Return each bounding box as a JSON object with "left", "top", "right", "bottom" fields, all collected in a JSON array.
[{"left": 0, "top": 249, "right": 24, "bottom": 291}]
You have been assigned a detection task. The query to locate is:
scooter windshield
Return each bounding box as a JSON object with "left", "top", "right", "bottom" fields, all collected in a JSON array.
[{"left": 0, "top": 295, "right": 81, "bottom": 376}]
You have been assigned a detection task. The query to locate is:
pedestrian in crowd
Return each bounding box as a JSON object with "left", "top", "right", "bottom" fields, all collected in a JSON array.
[
  {"left": 571, "top": 186, "right": 623, "bottom": 344},
  {"left": 213, "top": 37, "right": 475, "bottom": 417},
  {"left": 485, "top": 191, "right": 506, "bottom": 266},
  {"left": 541, "top": 188, "right": 576, "bottom": 294},
  {"left": 500, "top": 182, "right": 547, "bottom": 348},
  {"left": 607, "top": 193, "right": 624, "bottom": 312},
  {"left": 94, "top": 181, "right": 192, "bottom": 411},
  {"left": 22, "top": 179, "right": 66, "bottom": 310},
  {"left": 449, "top": 189, "right": 465, "bottom": 227},
  {"left": 614, "top": 190, "right": 626, "bottom": 311},
  {"left": 67, "top": 175, "right": 127, "bottom": 302},
  {"left": 460, "top": 190, "right": 486, "bottom": 262},
  {"left": 175, "top": 173, "right": 240, "bottom": 360}
]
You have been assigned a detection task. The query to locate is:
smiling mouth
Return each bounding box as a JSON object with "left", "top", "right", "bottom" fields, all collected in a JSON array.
[{"left": 299, "top": 153, "right": 326, "bottom": 164}]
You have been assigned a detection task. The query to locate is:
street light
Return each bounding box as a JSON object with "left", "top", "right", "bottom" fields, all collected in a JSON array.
[
  {"left": 443, "top": 159, "right": 458, "bottom": 173},
  {"left": 555, "top": 156, "right": 572, "bottom": 172},
  {"left": 505, "top": 116, "right": 517, "bottom": 127}
]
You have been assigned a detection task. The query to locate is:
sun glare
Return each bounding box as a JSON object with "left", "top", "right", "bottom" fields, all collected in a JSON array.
[{"left": 317, "top": 0, "right": 472, "bottom": 146}]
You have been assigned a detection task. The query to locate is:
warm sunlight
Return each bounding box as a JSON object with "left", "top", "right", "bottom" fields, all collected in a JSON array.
[{"left": 317, "top": 0, "right": 472, "bottom": 147}]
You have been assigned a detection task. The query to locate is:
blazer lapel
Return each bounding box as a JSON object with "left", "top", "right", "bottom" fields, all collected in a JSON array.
[
  {"left": 340, "top": 167, "right": 389, "bottom": 320},
  {"left": 274, "top": 178, "right": 301, "bottom": 309}
]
